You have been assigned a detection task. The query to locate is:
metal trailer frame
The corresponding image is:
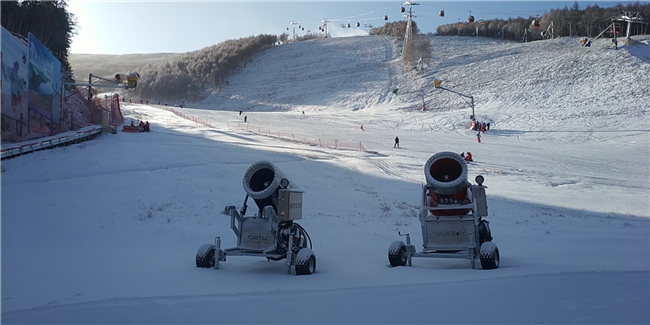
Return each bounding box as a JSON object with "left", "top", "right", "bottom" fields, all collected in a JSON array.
[
  {"left": 214, "top": 201, "right": 309, "bottom": 273},
  {"left": 392, "top": 180, "right": 498, "bottom": 269}
]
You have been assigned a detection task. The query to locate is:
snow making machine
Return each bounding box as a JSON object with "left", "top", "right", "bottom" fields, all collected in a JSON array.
[
  {"left": 388, "top": 151, "right": 499, "bottom": 269},
  {"left": 196, "top": 161, "right": 316, "bottom": 275}
]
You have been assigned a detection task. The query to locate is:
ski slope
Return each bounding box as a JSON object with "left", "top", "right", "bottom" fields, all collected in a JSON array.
[{"left": 2, "top": 35, "right": 649, "bottom": 324}]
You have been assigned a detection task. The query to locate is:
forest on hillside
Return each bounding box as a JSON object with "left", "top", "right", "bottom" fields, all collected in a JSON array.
[
  {"left": 133, "top": 35, "right": 278, "bottom": 102},
  {"left": 436, "top": 2, "right": 650, "bottom": 42}
]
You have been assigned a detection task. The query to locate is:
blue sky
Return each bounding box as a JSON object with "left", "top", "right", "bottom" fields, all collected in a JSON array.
[{"left": 67, "top": 0, "right": 645, "bottom": 54}]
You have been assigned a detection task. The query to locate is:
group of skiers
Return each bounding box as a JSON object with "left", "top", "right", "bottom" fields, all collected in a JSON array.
[
  {"left": 472, "top": 121, "right": 490, "bottom": 132},
  {"left": 129, "top": 120, "right": 150, "bottom": 132}
]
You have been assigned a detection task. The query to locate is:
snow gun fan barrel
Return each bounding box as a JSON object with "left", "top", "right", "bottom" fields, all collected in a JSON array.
[
  {"left": 242, "top": 161, "right": 292, "bottom": 212},
  {"left": 424, "top": 151, "right": 469, "bottom": 195}
]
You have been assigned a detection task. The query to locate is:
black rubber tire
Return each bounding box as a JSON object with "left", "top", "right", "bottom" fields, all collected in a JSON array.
[
  {"left": 296, "top": 255, "right": 316, "bottom": 275},
  {"left": 480, "top": 243, "right": 499, "bottom": 270},
  {"left": 196, "top": 244, "right": 216, "bottom": 268},
  {"left": 478, "top": 219, "right": 493, "bottom": 245},
  {"left": 388, "top": 243, "right": 407, "bottom": 267}
]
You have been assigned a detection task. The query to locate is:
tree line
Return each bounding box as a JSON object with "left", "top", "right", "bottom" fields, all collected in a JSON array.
[
  {"left": 436, "top": 2, "right": 650, "bottom": 42},
  {"left": 133, "top": 34, "right": 278, "bottom": 102},
  {"left": 1, "top": 0, "right": 76, "bottom": 85}
]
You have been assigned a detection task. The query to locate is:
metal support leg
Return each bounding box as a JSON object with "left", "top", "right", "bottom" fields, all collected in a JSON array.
[
  {"left": 400, "top": 231, "right": 413, "bottom": 267},
  {"left": 469, "top": 247, "right": 476, "bottom": 269},
  {"left": 214, "top": 237, "right": 221, "bottom": 269}
]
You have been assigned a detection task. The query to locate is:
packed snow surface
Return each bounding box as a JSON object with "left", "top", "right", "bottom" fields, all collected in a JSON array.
[{"left": 2, "top": 35, "right": 649, "bottom": 324}]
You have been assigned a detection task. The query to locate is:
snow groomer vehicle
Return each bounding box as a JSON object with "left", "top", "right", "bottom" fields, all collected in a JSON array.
[
  {"left": 388, "top": 152, "right": 499, "bottom": 269},
  {"left": 196, "top": 161, "right": 316, "bottom": 275}
]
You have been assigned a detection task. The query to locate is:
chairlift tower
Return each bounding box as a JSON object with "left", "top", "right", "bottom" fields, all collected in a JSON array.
[
  {"left": 402, "top": 1, "right": 419, "bottom": 58},
  {"left": 289, "top": 21, "right": 298, "bottom": 41},
  {"left": 617, "top": 12, "right": 648, "bottom": 39},
  {"left": 321, "top": 18, "right": 331, "bottom": 38}
]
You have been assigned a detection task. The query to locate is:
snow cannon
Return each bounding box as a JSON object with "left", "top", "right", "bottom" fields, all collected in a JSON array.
[
  {"left": 196, "top": 161, "right": 316, "bottom": 275},
  {"left": 387, "top": 152, "right": 499, "bottom": 270},
  {"left": 424, "top": 152, "right": 471, "bottom": 216},
  {"left": 242, "top": 161, "right": 301, "bottom": 220}
]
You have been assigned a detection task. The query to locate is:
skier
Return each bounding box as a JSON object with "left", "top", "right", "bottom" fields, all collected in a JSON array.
[
  {"left": 360, "top": 125, "right": 365, "bottom": 131},
  {"left": 487, "top": 122, "right": 490, "bottom": 131},
  {"left": 477, "top": 132, "right": 482, "bottom": 143},
  {"left": 244, "top": 115, "right": 248, "bottom": 123},
  {"left": 465, "top": 152, "right": 473, "bottom": 162},
  {"left": 394, "top": 136, "right": 400, "bottom": 148}
]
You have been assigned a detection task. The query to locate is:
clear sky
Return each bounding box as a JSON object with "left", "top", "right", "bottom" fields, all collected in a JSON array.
[{"left": 67, "top": 0, "right": 645, "bottom": 54}]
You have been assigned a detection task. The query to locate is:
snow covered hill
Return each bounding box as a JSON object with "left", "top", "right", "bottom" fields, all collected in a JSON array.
[{"left": 2, "top": 35, "right": 649, "bottom": 324}]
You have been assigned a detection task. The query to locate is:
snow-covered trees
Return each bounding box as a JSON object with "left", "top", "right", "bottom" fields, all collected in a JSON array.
[
  {"left": 436, "top": 2, "right": 650, "bottom": 41},
  {"left": 134, "top": 34, "right": 278, "bottom": 101}
]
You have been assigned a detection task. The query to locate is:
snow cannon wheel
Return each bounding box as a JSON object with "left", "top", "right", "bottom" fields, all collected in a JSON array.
[
  {"left": 295, "top": 248, "right": 316, "bottom": 275},
  {"left": 196, "top": 243, "right": 216, "bottom": 268},
  {"left": 480, "top": 241, "right": 499, "bottom": 270},
  {"left": 388, "top": 241, "right": 408, "bottom": 267}
]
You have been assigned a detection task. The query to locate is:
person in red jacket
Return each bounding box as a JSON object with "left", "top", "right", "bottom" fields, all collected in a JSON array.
[{"left": 465, "top": 152, "right": 473, "bottom": 162}]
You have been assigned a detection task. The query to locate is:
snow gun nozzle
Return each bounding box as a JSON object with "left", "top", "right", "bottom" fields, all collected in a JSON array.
[
  {"left": 242, "top": 161, "right": 297, "bottom": 212},
  {"left": 424, "top": 152, "right": 469, "bottom": 195}
]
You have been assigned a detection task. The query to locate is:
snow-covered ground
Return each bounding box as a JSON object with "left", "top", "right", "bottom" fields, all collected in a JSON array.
[{"left": 2, "top": 35, "right": 649, "bottom": 324}]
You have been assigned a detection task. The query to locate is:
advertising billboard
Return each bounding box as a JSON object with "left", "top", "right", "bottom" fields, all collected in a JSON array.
[
  {"left": 28, "top": 32, "right": 61, "bottom": 124},
  {"left": 1, "top": 26, "right": 29, "bottom": 138}
]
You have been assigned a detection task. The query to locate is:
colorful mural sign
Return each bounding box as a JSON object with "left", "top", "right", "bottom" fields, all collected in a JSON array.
[
  {"left": 28, "top": 32, "right": 61, "bottom": 123},
  {"left": 1, "top": 26, "right": 29, "bottom": 137}
]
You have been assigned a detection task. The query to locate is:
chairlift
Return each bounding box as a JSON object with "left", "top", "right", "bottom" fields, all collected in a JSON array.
[
  {"left": 531, "top": 19, "right": 541, "bottom": 28},
  {"left": 347, "top": 23, "right": 351, "bottom": 28},
  {"left": 384, "top": 15, "right": 388, "bottom": 21},
  {"left": 401, "top": 7, "right": 405, "bottom": 13},
  {"left": 468, "top": 15, "right": 475, "bottom": 23},
  {"left": 356, "top": 22, "right": 360, "bottom": 27},
  {"left": 439, "top": 10, "right": 445, "bottom": 17}
]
